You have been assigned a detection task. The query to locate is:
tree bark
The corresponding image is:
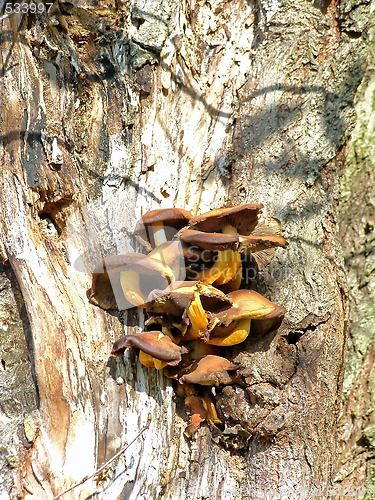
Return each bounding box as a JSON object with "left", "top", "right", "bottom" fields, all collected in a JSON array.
[
  {"left": 334, "top": 25, "right": 375, "bottom": 498},
  {"left": 0, "top": 0, "right": 372, "bottom": 498}
]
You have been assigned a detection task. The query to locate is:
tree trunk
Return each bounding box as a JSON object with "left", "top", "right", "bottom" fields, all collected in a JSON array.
[
  {"left": 334, "top": 26, "right": 375, "bottom": 498},
  {"left": 0, "top": 0, "right": 372, "bottom": 498}
]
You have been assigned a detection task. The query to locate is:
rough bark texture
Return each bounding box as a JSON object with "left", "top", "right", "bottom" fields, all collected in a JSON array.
[
  {"left": 334, "top": 25, "right": 375, "bottom": 499},
  {"left": 0, "top": 0, "right": 373, "bottom": 499}
]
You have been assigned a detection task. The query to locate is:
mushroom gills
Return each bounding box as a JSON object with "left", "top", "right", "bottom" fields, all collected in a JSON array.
[
  {"left": 207, "top": 318, "right": 251, "bottom": 346},
  {"left": 186, "top": 290, "right": 209, "bottom": 339},
  {"left": 139, "top": 350, "right": 167, "bottom": 370}
]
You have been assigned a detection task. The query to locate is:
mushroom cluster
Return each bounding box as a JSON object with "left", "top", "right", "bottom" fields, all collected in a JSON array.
[{"left": 90, "top": 204, "right": 288, "bottom": 436}]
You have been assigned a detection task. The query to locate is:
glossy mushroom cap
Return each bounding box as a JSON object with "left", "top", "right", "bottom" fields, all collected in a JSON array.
[
  {"left": 179, "top": 229, "right": 238, "bottom": 251},
  {"left": 214, "top": 289, "right": 286, "bottom": 327},
  {"left": 188, "top": 203, "right": 264, "bottom": 234},
  {"left": 239, "top": 235, "right": 288, "bottom": 252},
  {"left": 135, "top": 208, "right": 193, "bottom": 250},
  {"left": 179, "top": 355, "right": 240, "bottom": 386},
  {"left": 146, "top": 282, "right": 232, "bottom": 316},
  {"left": 111, "top": 331, "right": 188, "bottom": 366},
  {"left": 141, "top": 208, "right": 192, "bottom": 226},
  {"left": 90, "top": 253, "right": 174, "bottom": 310}
]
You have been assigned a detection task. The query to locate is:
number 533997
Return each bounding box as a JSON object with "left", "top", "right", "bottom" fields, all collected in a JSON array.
[{"left": 5, "top": 2, "right": 54, "bottom": 14}]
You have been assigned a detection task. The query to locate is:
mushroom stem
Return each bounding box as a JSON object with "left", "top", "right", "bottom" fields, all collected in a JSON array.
[
  {"left": 186, "top": 290, "right": 208, "bottom": 339},
  {"left": 186, "top": 340, "right": 220, "bottom": 358},
  {"left": 152, "top": 222, "right": 167, "bottom": 247},
  {"left": 119, "top": 270, "right": 146, "bottom": 307},
  {"left": 120, "top": 259, "right": 175, "bottom": 307},
  {"left": 207, "top": 318, "right": 251, "bottom": 346},
  {"left": 221, "top": 261, "right": 243, "bottom": 292},
  {"left": 213, "top": 224, "right": 241, "bottom": 285},
  {"left": 222, "top": 224, "right": 237, "bottom": 235},
  {"left": 202, "top": 394, "right": 222, "bottom": 425}
]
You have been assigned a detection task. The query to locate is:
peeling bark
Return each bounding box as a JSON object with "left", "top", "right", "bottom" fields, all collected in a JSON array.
[{"left": 0, "top": 0, "right": 373, "bottom": 498}]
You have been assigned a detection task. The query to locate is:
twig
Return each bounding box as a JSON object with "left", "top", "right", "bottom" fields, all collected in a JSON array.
[
  {"left": 53, "top": 417, "right": 151, "bottom": 500},
  {"left": 0, "top": 12, "right": 13, "bottom": 22}
]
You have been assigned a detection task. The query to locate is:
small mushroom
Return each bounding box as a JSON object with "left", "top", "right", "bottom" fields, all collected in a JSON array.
[
  {"left": 188, "top": 203, "right": 264, "bottom": 234},
  {"left": 146, "top": 282, "right": 232, "bottom": 340},
  {"left": 184, "top": 394, "right": 222, "bottom": 437},
  {"left": 135, "top": 208, "right": 192, "bottom": 251},
  {"left": 179, "top": 355, "right": 240, "bottom": 386},
  {"left": 206, "top": 289, "right": 285, "bottom": 346},
  {"left": 181, "top": 205, "right": 287, "bottom": 284},
  {"left": 90, "top": 253, "right": 175, "bottom": 310},
  {"left": 111, "top": 331, "right": 188, "bottom": 369},
  {"left": 184, "top": 395, "right": 206, "bottom": 436},
  {"left": 214, "top": 289, "right": 286, "bottom": 326}
]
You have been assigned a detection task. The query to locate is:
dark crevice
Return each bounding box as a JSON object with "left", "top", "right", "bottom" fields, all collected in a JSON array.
[
  {"left": 131, "top": 16, "right": 146, "bottom": 29},
  {"left": 285, "top": 331, "right": 304, "bottom": 345},
  {"left": 2, "top": 263, "right": 40, "bottom": 409}
]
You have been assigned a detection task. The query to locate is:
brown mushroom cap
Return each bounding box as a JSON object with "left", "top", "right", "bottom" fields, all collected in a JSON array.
[
  {"left": 179, "top": 229, "right": 238, "bottom": 251},
  {"left": 214, "top": 289, "right": 286, "bottom": 327},
  {"left": 179, "top": 355, "right": 240, "bottom": 386},
  {"left": 135, "top": 208, "right": 192, "bottom": 250},
  {"left": 238, "top": 235, "right": 288, "bottom": 253},
  {"left": 188, "top": 203, "right": 263, "bottom": 234},
  {"left": 141, "top": 208, "right": 192, "bottom": 226},
  {"left": 111, "top": 331, "right": 188, "bottom": 366},
  {"left": 90, "top": 253, "right": 174, "bottom": 310},
  {"left": 146, "top": 282, "right": 232, "bottom": 317}
]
